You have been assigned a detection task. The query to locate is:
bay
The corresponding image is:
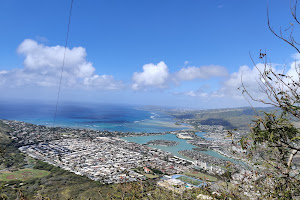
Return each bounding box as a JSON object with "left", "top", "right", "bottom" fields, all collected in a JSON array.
[
  {"left": 121, "top": 133, "right": 237, "bottom": 163},
  {"left": 122, "top": 134, "right": 196, "bottom": 159},
  {"left": 0, "top": 102, "right": 189, "bottom": 133}
]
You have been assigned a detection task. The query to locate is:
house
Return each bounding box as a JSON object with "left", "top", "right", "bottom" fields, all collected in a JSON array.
[{"left": 144, "top": 167, "right": 152, "bottom": 174}]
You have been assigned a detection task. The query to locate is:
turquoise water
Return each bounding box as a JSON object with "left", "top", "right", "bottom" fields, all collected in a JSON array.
[
  {"left": 122, "top": 134, "right": 195, "bottom": 159},
  {"left": 0, "top": 102, "right": 244, "bottom": 165},
  {"left": 200, "top": 150, "right": 237, "bottom": 163},
  {"left": 122, "top": 133, "right": 235, "bottom": 162},
  {"left": 0, "top": 102, "right": 190, "bottom": 133}
]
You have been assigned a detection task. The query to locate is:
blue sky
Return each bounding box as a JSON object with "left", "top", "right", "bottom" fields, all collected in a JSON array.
[{"left": 0, "top": 0, "right": 299, "bottom": 108}]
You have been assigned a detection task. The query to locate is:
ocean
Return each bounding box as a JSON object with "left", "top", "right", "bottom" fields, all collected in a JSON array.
[
  {"left": 0, "top": 101, "right": 244, "bottom": 164},
  {"left": 0, "top": 102, "right": 189, "bottom": 133}
]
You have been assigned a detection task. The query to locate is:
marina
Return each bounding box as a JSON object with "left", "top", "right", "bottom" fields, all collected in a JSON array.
[{"left": 122, "top": 133, "right": 239, "bottom": 164}]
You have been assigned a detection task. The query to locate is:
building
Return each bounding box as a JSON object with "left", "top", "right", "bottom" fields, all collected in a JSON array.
[{"left": 144, "top": 166, "right": 152, "bottom": 174}]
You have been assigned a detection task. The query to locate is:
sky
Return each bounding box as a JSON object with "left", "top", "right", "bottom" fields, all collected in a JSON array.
[{"left": 0, "top": 0, "right": 299, "bottom": 109}]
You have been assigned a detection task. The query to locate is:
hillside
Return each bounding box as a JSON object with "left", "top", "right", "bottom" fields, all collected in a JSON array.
[{"left": 166, "top": 107, "right": 279, "bottom": 130}]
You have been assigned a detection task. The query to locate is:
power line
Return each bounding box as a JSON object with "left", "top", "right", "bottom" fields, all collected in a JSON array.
[{"left": 53, "top": 0, "right": 74, "bottom": 125}]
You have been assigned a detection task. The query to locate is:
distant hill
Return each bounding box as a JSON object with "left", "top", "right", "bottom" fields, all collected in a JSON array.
[{"left": 165, "top": 107, "right": 280, "bottom": 130}]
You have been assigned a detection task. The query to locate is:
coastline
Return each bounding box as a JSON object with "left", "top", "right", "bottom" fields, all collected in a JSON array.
[{"left": 0, "top": 103, "right": 192, "bottom": 133}]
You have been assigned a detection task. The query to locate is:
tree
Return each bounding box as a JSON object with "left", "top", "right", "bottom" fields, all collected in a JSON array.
[{"left": 237, "top": 1, "right": 300, "bottom": 199}]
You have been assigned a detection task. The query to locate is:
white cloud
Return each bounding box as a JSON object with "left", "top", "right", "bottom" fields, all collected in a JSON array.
[
  {"left": 185, "top": 90, "right": 208, "bottom": 97},
  {"left": 216, "top": 62, "right": 300, "bottom": 107},
  {"left": 132, "top": 61, "right": 169, "bottom": 90},
  {"left": 208, "top": 64, "right": 276, "bottom": 100},
  {"left": 182, "top": 61, "right": 299, "bottom": 106},
  {"left": 292, "top": 52, "right": 300, "bottom": 60},
  {"left": 83, "top": 75, "right": 122, "bottom": 90},
  {"left": 218, "top": 66, "right": 255, "bottom": 98},
  {"left": 0, "top": 39, "right": 123, "bottom": 90},
  {"left": 174, "top": 84, "right": 210, "bottom": 97},
  {"left": 0, "top": 70, "right": 8, "bottom": 75},
  {"left": 287, "top": 61, "right": 300, "bottom": 81},
  {"left": 132, "top": 63, "right": 228, "bottom": 90},
  {"left": 173, "top": 64, "right": 264, "bottom": 108},
  {"left": 175, "top": 65, "right": 228, "bottom": 81}
]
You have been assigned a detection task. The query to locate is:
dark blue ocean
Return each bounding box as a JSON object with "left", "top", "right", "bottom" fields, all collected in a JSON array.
[
  {"left": 0, "top": 102, "right": 189, "bottom": 133},
  {"left": 0, "top": 102, "right": 244, "bottom": 164}
]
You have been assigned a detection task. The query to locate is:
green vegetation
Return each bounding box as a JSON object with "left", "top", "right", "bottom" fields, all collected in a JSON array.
[
  {"left": 176, "top": 176, "right": 202, "bottom": 186},
  {"left": 199, "top": 118, "right": 233, "bottom": 128},
  {"left": 184, "top": 171, "right": 218, "bottom": 182},
  {"left": 0, "top": 123, "right": 25, "bottom": 170},
  {"left": 148, "top": 167, "right": 163, "bottom": 175},
  {"left": 132, "top": 167, "right": 161, "bottom": 179},
  {"left": 168, "top": 107, "right": 278, "bottom": 130},
  {"left": 0, "top": 161, "right": 205, "bottom": 199},
  {"left": 0, "top": 168, "right": 50, "bottom": 181},
  {"left": 0, "top": 159, "right": 149, "bottom": 199},
  {"left": 220, "top": 2, "right": 300, "bottom": 199},
  {"left": 143, "top": 173, "right": 159, "bottom": 179}
]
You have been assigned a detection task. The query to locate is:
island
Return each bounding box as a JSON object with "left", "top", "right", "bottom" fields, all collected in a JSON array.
[{"left": 146, "top": 139, "right": 179, "bottom": 147}]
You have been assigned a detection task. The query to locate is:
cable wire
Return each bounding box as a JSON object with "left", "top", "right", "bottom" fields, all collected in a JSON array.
[{"left": 53, "top": 0, "right": 74, "bottom": 125}]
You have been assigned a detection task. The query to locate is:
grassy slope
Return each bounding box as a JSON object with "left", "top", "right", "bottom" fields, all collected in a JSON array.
[
  {"left": 0, "top": 168, "right": 50, "bottom": 181},
  {"left": 0, "top": 121, "right": 26, "bottom": 170},
  {"left": 183, "top": 171, "right": 218, "bottom": 182},
  {"left": 176, "top": 176, "right": 202, "bottom": 186}
]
